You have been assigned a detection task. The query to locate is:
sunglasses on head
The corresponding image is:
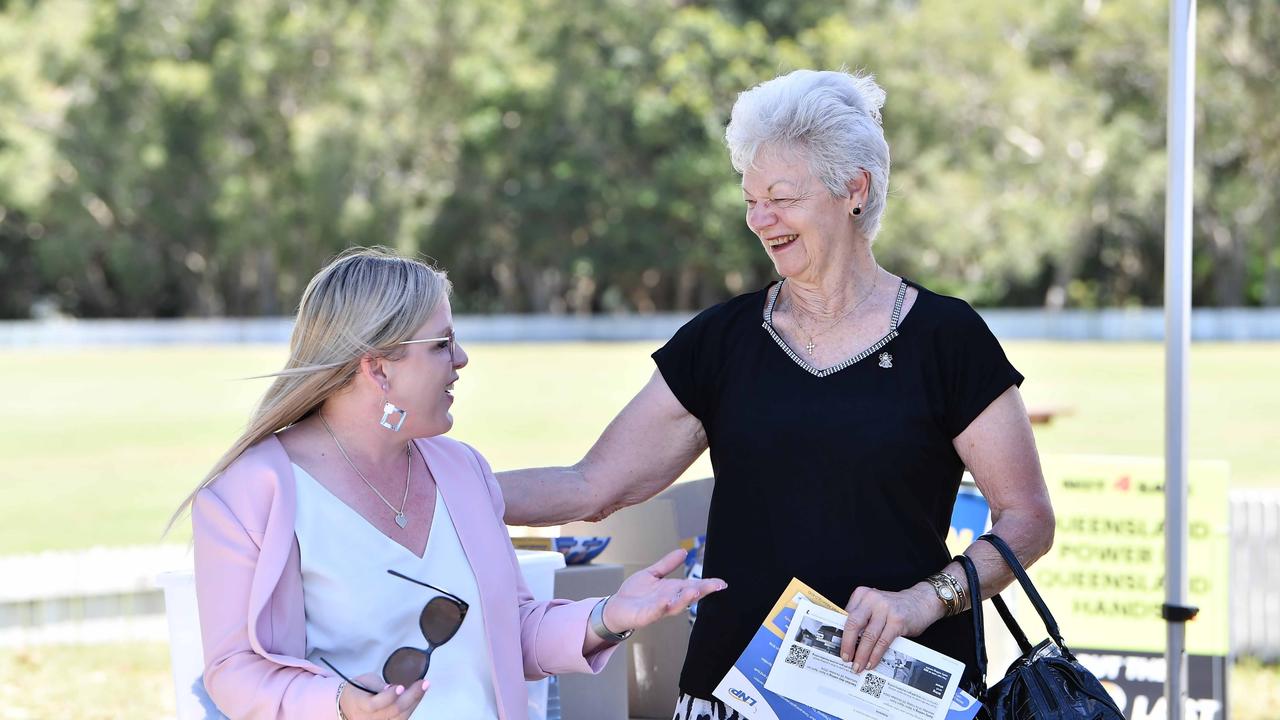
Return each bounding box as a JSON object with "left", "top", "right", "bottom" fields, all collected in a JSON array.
[{"left": 321, "top": 569, "right": 469, "bottom": 694}]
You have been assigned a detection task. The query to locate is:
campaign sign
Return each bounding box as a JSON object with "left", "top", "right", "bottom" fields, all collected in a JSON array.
[
  {"left": 1028, "top": 455, "right": 1229, "bottom": 657},
  {"left": 1076, "top": 650, "right": 1227, "bottom": 720},
  {"left": 1032, "top": 456, "right": 1230, "bottom": 719},
  {"left": 940, "top": 457, "right": 1230, "bottom": 719}
]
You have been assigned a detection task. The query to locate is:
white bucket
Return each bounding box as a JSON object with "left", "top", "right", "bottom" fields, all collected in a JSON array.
[
  {"left": 156, "top": 570, "right": 223, "bottom": 719},
  {"left": 515, "top": 549, "right": 567, "bottom": 720}
]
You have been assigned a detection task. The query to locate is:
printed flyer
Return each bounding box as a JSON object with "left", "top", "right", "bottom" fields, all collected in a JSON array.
[{"left": 712, "top": 578, "right": 982, "bottom": 720}]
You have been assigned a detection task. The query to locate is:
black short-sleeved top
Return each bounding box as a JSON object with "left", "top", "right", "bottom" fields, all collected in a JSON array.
[{"left": 652, "top": 278, "right": 1023, "bottom": 699}]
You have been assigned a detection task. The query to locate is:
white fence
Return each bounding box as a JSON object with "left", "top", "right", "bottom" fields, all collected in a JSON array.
[
  {"left": 3, "top": 489, "right": 1279, "bottom": 662},
  {"left": 2, "top": 308, "right": 1280, "bottom": 347},
  {"left": 0, "top": 544, "right": 187, "bottom": 646},
  {"left": 0, "top": 314, "right": 690, "bottom": 346},
  {"left": 1231, "top": 490, "right": 1280, "bottom": 662}
]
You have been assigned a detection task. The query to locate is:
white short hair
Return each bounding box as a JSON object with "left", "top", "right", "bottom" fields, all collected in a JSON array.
[{"left": 725, "top": 69, "right": 891, "bottom": 239}]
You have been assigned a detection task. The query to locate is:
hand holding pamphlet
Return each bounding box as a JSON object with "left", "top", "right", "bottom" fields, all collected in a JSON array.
[
  {"left": 765, "top": 597, "right": 966, "bottom": 720},
  {"left": 712, "top": 578, "right": 982, "bottom": 720}
]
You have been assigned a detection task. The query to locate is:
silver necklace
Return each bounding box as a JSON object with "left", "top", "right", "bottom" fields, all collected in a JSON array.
[
  {"left": 319, "top": 413, "right": 412, "bottom": 529},
  {"left": 790, "top": 273, "right": 879, "bottom": 356}
]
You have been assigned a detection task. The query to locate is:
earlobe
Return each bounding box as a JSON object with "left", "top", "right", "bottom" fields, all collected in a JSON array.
[{"left": 845, "top": 171, "right": 871, "bottom": 213}]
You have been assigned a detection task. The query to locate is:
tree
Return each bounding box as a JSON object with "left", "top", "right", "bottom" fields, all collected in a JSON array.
[{"left": 0, "top": 0, "right": 1276, "bottom": 317}]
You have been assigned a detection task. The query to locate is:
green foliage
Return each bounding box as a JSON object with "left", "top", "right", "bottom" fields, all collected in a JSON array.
[
  {"left": 2, "top": 340, "right": 1279, "bottom": 555},
  {"left": 0, "top": 0, "right": 1277, "bottom": 317}
]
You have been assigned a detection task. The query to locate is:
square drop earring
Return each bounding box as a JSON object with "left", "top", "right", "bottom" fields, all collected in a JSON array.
[{"left": 379, "top": 386, "right": 408, "bottom": 431}]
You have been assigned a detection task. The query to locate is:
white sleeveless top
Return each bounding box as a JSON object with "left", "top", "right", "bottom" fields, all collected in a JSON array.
[{"left": 293, "top": 464, "right": 499, "bottom": 719}]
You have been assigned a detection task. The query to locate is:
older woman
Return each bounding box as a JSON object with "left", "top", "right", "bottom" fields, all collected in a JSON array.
[
  {"left": 498, "top": 70, "right": 1054, "bottom": 718},
  {"left": 176, "top": 248, "right": 725, "bottom": 720}
]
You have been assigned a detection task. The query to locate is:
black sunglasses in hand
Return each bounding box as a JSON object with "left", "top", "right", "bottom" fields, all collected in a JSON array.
[{"left": 321, "top": 569, "right": 469, "bottom": 695}]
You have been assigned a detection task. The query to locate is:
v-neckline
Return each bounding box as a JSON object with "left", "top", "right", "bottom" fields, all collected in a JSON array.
[
  {"left": 291, "top": 438, "right": 438, "bottom": 560},
  {"left": 761, "top": 278, "right": 909, "bottom": 378}
]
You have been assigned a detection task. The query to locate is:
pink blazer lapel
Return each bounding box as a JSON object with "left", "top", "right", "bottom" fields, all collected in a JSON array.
[
  {"left": 417, "top": 437, "right": 524, "bottom": 719},
  {"left": 243, "top": 435, "right": 323, "bottom": 673}
]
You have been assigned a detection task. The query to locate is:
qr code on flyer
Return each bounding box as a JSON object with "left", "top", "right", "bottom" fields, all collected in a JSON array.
[
  {"left": 784, "top": 646, "right": 810, "bottom": 668},
  {"left": 859, "top": 673, "right": 886, "bottom": 699}
]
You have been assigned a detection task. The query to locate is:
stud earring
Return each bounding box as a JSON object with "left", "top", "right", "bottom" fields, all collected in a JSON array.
[
  {"left": 379, "top": 397, "right": 407, "bottom": 431},
  {"left": 851, "top": 204, "right": 862, "bottom": 216}
]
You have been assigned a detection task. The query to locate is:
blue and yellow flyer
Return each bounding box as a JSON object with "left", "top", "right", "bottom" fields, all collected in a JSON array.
[{"left": 712, "top": 578, "right": 982, "bottom": 720}]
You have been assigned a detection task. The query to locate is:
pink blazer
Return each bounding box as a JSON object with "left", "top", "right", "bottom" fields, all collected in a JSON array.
[{"left": 192, "top": 434, "right": 616, "bottom": 720}]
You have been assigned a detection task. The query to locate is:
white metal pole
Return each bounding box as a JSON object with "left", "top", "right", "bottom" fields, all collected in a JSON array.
[{"left": 1164, "top": 1, "right": 1197, "bottom": 719}]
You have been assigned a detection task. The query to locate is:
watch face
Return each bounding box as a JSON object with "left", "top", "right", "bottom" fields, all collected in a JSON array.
[{"left": 939, "top": 585, "right": 955, "bottom": 600}]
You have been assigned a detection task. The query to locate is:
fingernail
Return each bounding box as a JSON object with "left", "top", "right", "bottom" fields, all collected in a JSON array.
[
  {"left": 854, "top": 663, "right": 862, "bottom": 673},
  {"left": 396, "top": 685, "right": 404, "bottom": 695},
  {"left": 422, "top": 679, "right": 430, "bottom": 692},
  {"left": 841, "top": 653, "right": 850, "bottom": 662}
]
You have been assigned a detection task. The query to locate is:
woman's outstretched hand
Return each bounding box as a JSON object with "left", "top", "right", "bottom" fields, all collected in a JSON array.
[
  {"left": 339, "top": 673, "right": 429, "bottom": 720},
  {"left": 602, "top": 548, "right": 727, "bottom": 632}
]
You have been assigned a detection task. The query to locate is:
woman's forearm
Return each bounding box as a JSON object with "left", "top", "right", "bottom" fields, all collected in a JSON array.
[
  {"left": 497, "top": 464, "right": 607, "bottom": 526},
  {"left": 497, "top": 370, "right": 707, "bottom": 527},
  {"left": 955, "top": 502, "right": 1056, "bottom": 611}
]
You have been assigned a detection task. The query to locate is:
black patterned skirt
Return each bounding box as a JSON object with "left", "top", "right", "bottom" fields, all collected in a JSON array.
[{"left": 671, "top": 693, "right": 743, "bottom": 720}]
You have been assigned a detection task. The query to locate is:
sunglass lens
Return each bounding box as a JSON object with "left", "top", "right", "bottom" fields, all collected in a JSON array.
[
  {"left": 384, "top": 647, "right": 428, "bottom": 686},
  {"left": 420, "top": 597, "right": 464, "bottom": 645}
]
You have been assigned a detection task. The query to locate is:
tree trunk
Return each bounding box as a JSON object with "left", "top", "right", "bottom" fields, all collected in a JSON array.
[{"left": 1206, "top": 218, "right": 1246, "bottom": 307}]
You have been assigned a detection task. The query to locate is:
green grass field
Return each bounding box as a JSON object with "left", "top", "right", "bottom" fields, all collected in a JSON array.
[
  {"left": 0, "top": 340, "right": 1277, "bottom": 717},
  {"left": 0, "top": 341, "right": 1277, "bottom": 556}
]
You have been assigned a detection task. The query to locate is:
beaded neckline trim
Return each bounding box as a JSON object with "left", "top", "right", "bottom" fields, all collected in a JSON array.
[{"left": 761, "top": 279, "right": 908, "bottom": 378}]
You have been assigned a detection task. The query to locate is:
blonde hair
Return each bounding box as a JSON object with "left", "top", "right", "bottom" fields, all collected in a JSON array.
[{"left": 168, "top": 246, "right": 451, "bottom": 531}]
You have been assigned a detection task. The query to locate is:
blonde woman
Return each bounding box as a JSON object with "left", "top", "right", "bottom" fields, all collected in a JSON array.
[{"left": 174, "top": 247, "right": 726, "bottom": 720}]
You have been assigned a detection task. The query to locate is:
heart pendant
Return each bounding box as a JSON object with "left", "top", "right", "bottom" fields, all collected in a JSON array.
[{"left": 395, "top": 512, "right": 408, "bottom": 529}]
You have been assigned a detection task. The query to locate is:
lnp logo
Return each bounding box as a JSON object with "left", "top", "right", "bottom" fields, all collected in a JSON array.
[{"left": 728, "top": 687, "right": 758, "bottom": 708}]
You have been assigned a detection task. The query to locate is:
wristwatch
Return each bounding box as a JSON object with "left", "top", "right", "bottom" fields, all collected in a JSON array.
[
  {"left": 589, "top": 596, "right": 634, "bottom": 643},
  {"left": 925, "top": 573, "right": 961, "bottom": 617}
]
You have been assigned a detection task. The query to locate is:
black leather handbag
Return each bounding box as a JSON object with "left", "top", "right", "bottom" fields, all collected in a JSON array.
[{"left": 953, "top": 532, "right": 1124, "bottom": 720}]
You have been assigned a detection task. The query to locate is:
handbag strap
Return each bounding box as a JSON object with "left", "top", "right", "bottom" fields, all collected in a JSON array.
[
  {"left": 955, "top": 552, "right": 1042, "bottom": 697},
  {"left": 991, "top": 594, "right": 1034, "bottom": 654},
  {"left": 952, "top": 554, "right": 988, "bottom": 690},
  {"left": 978, "top": 532, "right": 1072, "bottom": 654}
]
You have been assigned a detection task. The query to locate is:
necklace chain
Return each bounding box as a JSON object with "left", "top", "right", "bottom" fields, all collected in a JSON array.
[
  {"left": 790, "top": 273, "right": 879, "bottom": 356},
  {"left": 319, "top": 413, "right": 412, "bottom": 527}
]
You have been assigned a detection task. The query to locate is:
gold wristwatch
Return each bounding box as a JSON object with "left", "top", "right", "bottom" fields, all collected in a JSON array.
[{"left": 925, "top": 572, "right": 961, "bottom": 617}]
